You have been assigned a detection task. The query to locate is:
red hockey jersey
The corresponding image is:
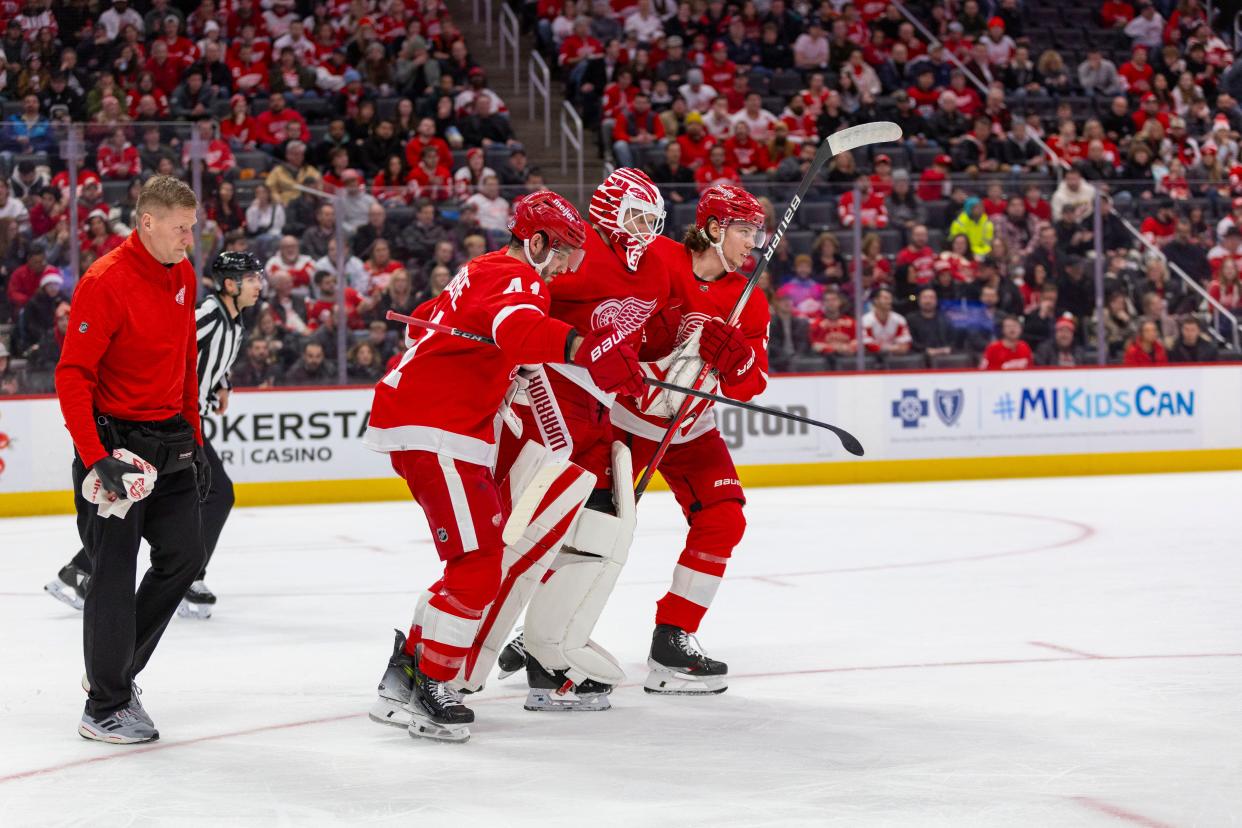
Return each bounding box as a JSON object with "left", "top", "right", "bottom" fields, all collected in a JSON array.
[
  {"left": 613, "top": 244, "right": 770, "bottom": 445},
  {"left": 364, "top": 250, "right": 575, "bottom": 466},
  {"left": 546, "top": 230, "right": 674, "bottom": 402}
]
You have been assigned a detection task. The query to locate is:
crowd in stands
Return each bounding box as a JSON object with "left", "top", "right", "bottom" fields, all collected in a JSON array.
[
  {"left": 1, "top": 0, "right": 1241, "bottom": 396},
  {"left": 532, "top": 0, "right": 1241, "bottom": 370}
]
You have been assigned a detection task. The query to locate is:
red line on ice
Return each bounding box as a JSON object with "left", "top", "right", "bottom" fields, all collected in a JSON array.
[
  {"left": 1070, "top": 796, "right": 1176, "bottom": 827},
  {"left": 4, "top": 652, "right": 1240, "bottom": 787},
  {"left": 1028, "top": 641, "right": 1103, "bottom": 658}
]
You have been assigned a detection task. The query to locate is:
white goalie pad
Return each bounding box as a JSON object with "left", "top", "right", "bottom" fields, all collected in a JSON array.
[
  {"left": 455, "top": 443, "right": 595, "bottom": 692},
  {"left": 523, "top": 441, "right": 636, "bottom": 686},
  {"left": 637, "top": 327, "right": 717, "bottom": 427}
]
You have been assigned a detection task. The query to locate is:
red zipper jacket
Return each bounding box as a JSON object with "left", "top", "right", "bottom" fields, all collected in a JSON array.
[{"left": 55, "top": 231, "right": 202, "bottom": 467}]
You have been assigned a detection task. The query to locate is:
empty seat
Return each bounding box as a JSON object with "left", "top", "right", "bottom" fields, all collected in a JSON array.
[
  {"left": 235, "top": 150, "right": 272, "bottom": 174},
  {"left": 885, "top": 353, "right": 928, "bottom": 371},
  {"left": 929, "top": 353, "right": 976, "bottom": 369}
]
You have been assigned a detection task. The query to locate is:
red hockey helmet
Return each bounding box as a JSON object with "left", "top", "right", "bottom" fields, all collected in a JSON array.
[
  {"left": 695, "top": 184, "right": 767, "bottom": 272},
  {"left": 508, "top": 191, "right": 588, "bottom": 275},
  {"left": 588, "top": 167, "right": 666, "bottom": 271}
]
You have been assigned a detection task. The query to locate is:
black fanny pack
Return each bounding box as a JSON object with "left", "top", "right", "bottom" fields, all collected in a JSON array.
[{"left": 96, "top": 413, "right": 197, "bottom": 476}]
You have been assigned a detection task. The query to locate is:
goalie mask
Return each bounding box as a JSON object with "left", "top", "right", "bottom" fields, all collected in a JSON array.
[
  {"left": 589, "top": 168, "right": 666, "bottom": 271},
  {"left": 695, "top": 184, "right": 766, "bottom": 274},
  {"left": 508, "top": 191, "right": 588, "bottom": 277}
]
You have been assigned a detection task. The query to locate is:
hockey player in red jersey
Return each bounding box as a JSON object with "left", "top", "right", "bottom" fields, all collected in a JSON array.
[
  {"left": 362, "top": 191, "right": 644, "bottom": 742},
  {"left": 479, "top": 168, "right": 680, "bottom": 711},
  {"left": 614, "top": 184, "right": 771, "bottom": 695}
]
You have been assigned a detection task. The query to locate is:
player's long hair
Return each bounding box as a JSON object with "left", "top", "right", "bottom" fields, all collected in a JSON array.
[{"left": 682, "top": 220, "right": 720, "bottom": 254}]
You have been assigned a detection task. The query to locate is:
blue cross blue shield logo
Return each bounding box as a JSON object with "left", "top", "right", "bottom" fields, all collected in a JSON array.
[
  {"left": 934, "top": 389, "right": 964, "bottom": 426},
  {"left": 891, "top": 389, "right": 929, "bottom": 428}
]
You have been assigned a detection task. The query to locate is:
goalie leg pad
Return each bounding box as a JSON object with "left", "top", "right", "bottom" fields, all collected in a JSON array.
[
  {"left": 523, "top": 442, "right": 635, "bottom": 687},
  {"left": 456, "top": 457, "right": 595, "bottom": 692}
]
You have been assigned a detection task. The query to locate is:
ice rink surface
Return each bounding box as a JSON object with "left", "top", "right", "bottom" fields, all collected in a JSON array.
[{"left": 1, "top": 471, "right": 1240, "bottom": 827}]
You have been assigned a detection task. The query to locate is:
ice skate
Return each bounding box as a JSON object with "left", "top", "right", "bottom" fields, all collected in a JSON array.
[
  {"left": 406, "top": 664, "right": 473, "bottom": 743},
  {"left": 78, "top": 706, "right": 158, "bottom": 744},
  {"left": 176, "top": 580, "right": 215, "bottom": 619},
  {"left": 496, "top": 630, "right": 527, "bottom": 680},
  {"left": 44, "top": 563, "right": 90, "bottom": 611},
  {"left": 369, "top": 630, "right": 415, "bottom": 729},
  {"left": 644, "top": 624, "right": 728, "bottom": 695},
  {"left": 523, "top": 652, "right": 612, "bottom": 712}
]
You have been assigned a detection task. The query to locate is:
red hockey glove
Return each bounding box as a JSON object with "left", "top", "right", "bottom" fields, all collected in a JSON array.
[
  {"left": 700, "top": 317, "right": 755, "bottom": 382},
  {"left": 573, "top": 325, "right": 646, "bottom": 398}
]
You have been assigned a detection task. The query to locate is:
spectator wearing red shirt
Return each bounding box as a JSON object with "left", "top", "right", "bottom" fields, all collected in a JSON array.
[
  {"left": 916, "top": 155, "right": 952, "bottom": 202},
  {"left": 97, "top": 128, "right": 141, "bottom": 180},
  {"left": 612, "top": 92, "right": 666, "bottom": 169},
  {"left": 559, "top": 18, "right": 602, "bottom": 68},
  {"left": 144, "top": 40, "right": 183, "bottom": 96},
  {"left": 809, "top": 289, "right": 857, "bottom": 356},
  {"left": 1100, "top": 1, "right": 1135, "bottom": 27},
  {"left": 126, "top": 72, "right": 171, "bottom": 119},
  {"left": 1118, "top": 46, "right": 1154, "bottom": 94},
  {"left": 1140, "top": 201, "right": 1177, "bottom": 247},
  {"left": 227, "top": 42, "right": 270, "bottom": 94},
  {"left": 83, "top": 210, "right": 125, "bottom": 260},
  {"left": 1023, "top": 184, "right": 1052, "bottom": 223},
  {"left": 676, "top": 112, "right": 715, "bottom": 169},
  {"left": 408, "top": 145, "right": 454, "bottom": 202},
  {"left": 869, "top": 155, "right": 894, "bottom": 198},
  {"left": 602, "top": 70, "right": 639, "bottom": 121},
  {"left": 255, "top": 92, "right": 309, "bottom": 148},
  {"left": 838, "top": 175, "right": 889, "bottom": 229},
  {"left": 158, "top": 14, "right": 199, "bottom": 68},
  {"left": 980, "top": 316, "right": 1033, "bottom": 370},
  {"left": 895, "top": 225, "right": 938, "bottom": 286},
  {"left": 1124, "top": 319, "right": 1169, "bottom": 365},
  {"left": 404, "top": 117, "right": 454, "bottom": 172},
  {"left": 723, "top": 121, "right": 768, "bottom": 174},
  {"left": 1131, "top": 93, "right": 1169, "bottom": 132},
  {"left": 6, "top": 245, "right": 60, "bottom": 314},
  {"left": 694, "top": 144, "right": 739, "bottom": 192},
  {"left": 181, "top": 120, "right": 237, "bottom": 176},
  {"left": 702, "top": 40, "right": 737, "bottom": 90},
  {"left": 220, "top": 95, "right": 260, "bottom": 148},
  {"left": 306, "top": 270, "right": 365, "bottom": 330}
]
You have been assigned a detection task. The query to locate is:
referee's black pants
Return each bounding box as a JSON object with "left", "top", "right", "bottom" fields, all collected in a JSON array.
[
  {"left": 71, "top": 436, "right": 233, "bottom": 580},
  {"left": 73, "top": 458, "right": 203, "bottom": 717}
]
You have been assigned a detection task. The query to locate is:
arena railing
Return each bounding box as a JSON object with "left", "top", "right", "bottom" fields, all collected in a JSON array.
[
  {"left": 559, "top": 101, "right": 585, "bottom": 203},
  {"left": 499, "top": 3, "right": 521, "bottom": 96},
  {"left": 473, "top": 0, "right": 494, "bottom": 47},
  {"left": 529, "top": 51, "right": 552, "bottom": 148}
]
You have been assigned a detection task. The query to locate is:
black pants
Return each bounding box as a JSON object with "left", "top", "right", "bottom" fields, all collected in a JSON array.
[
  {"left": 71, "top": 436, "right": 233, "bottom": 580},
  {"left": 74, "top": 457, "right": 203, "bottom": 717}
]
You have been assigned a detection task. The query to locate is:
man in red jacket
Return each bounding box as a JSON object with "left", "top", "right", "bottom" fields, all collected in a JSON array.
[{"left": 55, "top": 175, "right": 207, "bottom": 745}]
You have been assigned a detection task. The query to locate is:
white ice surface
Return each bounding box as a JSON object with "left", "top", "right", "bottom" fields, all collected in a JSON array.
[{"left": 1, "top": 472, "right": 1240, "bottom": 827}]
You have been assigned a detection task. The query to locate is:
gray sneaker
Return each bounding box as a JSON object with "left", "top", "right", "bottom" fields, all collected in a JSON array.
[
  {"left": 81, "top": 674, "right": 152, "bottom": 727},
  {"left": 78, "top": 707, "right": 159, "bottom": 744}
]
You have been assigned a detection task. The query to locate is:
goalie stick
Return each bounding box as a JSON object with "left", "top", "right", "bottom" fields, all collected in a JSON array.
[
  {"left": 631, "top": 121, "right": 900, "bottom": 497},
  {"left": 383, "top": 310, "right": 863, "bottom": 452}
]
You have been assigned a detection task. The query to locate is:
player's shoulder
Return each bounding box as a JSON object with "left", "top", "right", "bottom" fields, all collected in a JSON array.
[{"left": 465, "top": 249, "right": 528, "bottom": 279}]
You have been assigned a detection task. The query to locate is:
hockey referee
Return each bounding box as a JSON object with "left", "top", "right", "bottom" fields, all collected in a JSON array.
[
  {"left": 55, "top": 175, "right": 207, "bottom": 744},
  {"left": 46, "top": 252, "right": 263, "bottom": 621}
]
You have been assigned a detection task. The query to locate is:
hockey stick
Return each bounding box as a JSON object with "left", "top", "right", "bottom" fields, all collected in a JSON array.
[
  {"left": 384, "top": 313, "right": 865, "bottom": 453},
  {"left": 643, "top": 378, "right": 864, "bottom": 456},
  {"left": 631, "top": 121, "right": 901, "bottom": 497}
]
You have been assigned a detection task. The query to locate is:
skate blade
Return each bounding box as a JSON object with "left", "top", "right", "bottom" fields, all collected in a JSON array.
[
  {"left": 176, "top": 600, "right": 212, "bottom": 620},
  {"left": 44, "top": 580, "right": 84, "bottom": 611},
  {"left": 643, "top": 665, "right": 728, "bottom": 695},
  {"left": 496, "top": 666, "right": 520, "bottom": 681},
  {"left": 523, "top": 688, "right": 611, "bottom": 712},
  {"left": 407, "top": 714, "right": 470, "bottom": 743},
  {"left": 368, "top": 697, "right": 412, "bottom": 729},
  {"left": 77, "top": 722, "right": 158, "bottom": 744}
]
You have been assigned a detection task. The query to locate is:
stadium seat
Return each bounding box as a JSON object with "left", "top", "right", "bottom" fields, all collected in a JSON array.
[
  {"left": 929, "top": 353, "right": 976, "bottom": 369},
  {"left": 885, "top": 353, "right": 929, "bottom": 371}
]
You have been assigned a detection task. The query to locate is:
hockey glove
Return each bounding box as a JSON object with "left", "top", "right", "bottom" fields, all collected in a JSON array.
[
  {"left": 573, "top": 325, "right": 646, "bottom": 398},
  {"left": 700, "top": 318, "right": 755, "bottom": 382},
  {"left": 193, "top": 444, "right": 211, "bottom": 503},
  {"left": 92, "top": 455, "right": 141, "bottom": 500}
]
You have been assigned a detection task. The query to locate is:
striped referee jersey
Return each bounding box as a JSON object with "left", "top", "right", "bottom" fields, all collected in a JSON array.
[{"left": 195, "top": 293, "right": 245, "bottom": 416}]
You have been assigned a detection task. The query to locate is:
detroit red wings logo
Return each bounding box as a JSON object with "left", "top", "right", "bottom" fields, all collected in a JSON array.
[
  {"left": 590, "top": 297, "right": 658, "bottom": 339},
  {"left": 675, "top": 312, "right": 713, "bottom": 345}
]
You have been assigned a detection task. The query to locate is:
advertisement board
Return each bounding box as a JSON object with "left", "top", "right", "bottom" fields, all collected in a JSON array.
[{"left": 2, "top": 365, "right": 1240, "bottom": 516}]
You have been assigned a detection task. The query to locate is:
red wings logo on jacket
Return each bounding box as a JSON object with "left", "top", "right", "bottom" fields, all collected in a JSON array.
[{"left": 590, "top": 297, "right": 658, "bottom": 339}]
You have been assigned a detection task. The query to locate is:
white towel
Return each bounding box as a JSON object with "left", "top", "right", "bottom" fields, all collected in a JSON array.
[{"left": 81, "top": 449, "right": 159, "bottom": 519}]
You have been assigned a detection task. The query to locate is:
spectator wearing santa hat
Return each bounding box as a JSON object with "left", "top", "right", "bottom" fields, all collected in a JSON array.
[{"left": 1035, "top": 315, "right": 1086, "bottom": 367}]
